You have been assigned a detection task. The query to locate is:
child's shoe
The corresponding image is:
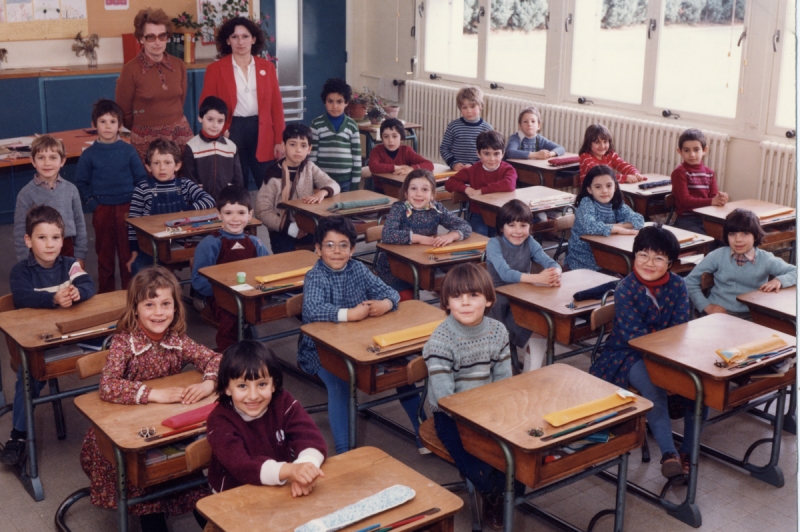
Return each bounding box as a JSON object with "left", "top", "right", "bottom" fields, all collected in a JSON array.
[
  {"left": 660, "top": 453, "right": 682, "bottom": 478},
  {"left": 480, "top": 492, "right": 504, "bottom": 531},
  {"left": 680, "top": 452, "right": 691, "bottom": 475},
  {"left": 0, "top": 438, "right": 25, "bottom": 466}
]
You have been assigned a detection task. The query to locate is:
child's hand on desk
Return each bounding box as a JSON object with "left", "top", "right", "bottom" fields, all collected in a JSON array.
[
  {"left": 530, "top": 150, "right": 555, "bottom": 160},
  {"left": 53, "top": 286, "right": 75, "bottom": 308},
  {"left": 393, "top": 165, "right": 414, "bottom": 176},
  {"left": 704, "top": 304, "right": 727, "bottom": 315},
  {"left": 126, "top": 251, "right": 138, "bottom": 273},
  {"left": 624, "top": 174, "right": 644, "bottom": 184},
  {"left": 759, "top": 279, "right": 782, "bottom": 293},
  {"left": 347, "top": 302, "right": 371, "bottom": 322},
  {"left": 148, "top": 387, "right": 186, "bottom": 404},
  {"left": 610, "top": 225, "right": 638, "bottom": 236},
  {"left": 711, "top": 193, "right": 728, "bottom": 207},
  {"left": 302, "top": 190, "right": 328, "bottom": 204},
  {"left": 281, "top": 462, "right": 325, "bottom": 498},
  {"left": 528, "top": 268, "right": 561, "bottom": 287},
  {"left": 464, "top": 187, "right": 481, "bottom": 198},
  {"left": 453, "top": 163, "right": 469, "bottom": 172},
  {"left": 181, "top": 379, "right": 216, "bottom": 404},
  {"left": 365, "top": 299, "right": 393, "bottom": 317},
  {"left": 429, "top": 232, "right": 460, "bottom": 248}
]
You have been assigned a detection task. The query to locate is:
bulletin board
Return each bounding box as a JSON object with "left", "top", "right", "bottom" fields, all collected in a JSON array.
[
  {"left": 86, "top": 0, "right": 196, "bottom": 39},
  {"left": 0, "top": 0, "right": 89, "bottom": 41}
]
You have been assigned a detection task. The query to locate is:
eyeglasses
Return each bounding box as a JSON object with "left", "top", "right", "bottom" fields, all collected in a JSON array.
[
  {"left": 137, "top": 427, "right": 156, "bottom": 438},
  {"left": 143, "top": 33, "right": 169, "bottom": 42},
  {"left": 634, "top": 252, "right": 669, "bottom": 266},
  {"left": 321, "top": 241, "right": 351, "bottom": 252}
]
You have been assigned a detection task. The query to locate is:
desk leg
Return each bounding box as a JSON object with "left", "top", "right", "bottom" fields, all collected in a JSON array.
[
  {"left": 407, "top": 130, "right": 418, "bottom": 154},
  {"left": 535, "top": 310, "right": 555, "bottom": 366},
  {"left": 410, "top": 264, "right": 420, "bottom": 301},
  {"left": 115, "top": 446, "right": 129, "bottom": 532},
  {"left": 150, "top": 238, "right": 158, "bottom": 266},
  {"left": 745, "top": 386, "right": 786, "bottom": 487},
  {"left": 345, "top": 357, "right": 358, "bottom": 451},
  {"left": 613, "top": 453, "right": 628, "bottom": 532},
  {"left": 784, "top": 385, "right": 797, "bottom": 434},
  {"left": 235, "top": 294, "right": 245, "bottom": 342},
  {"left": 18, "top": 346, "right": 44, "bottom": 501},
  {"left": 496, "top": 437, "right": 516, "bottom": 532}
]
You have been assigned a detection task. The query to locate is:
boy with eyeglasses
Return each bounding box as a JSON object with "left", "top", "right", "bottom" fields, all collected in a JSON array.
[{"left": 298, "top": 216, "right": 423, "bottom": 454}]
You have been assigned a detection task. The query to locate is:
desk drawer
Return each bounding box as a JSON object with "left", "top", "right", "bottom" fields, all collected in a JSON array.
[{"left": 317, "top": 347, "right": 416, "bottom": 395}]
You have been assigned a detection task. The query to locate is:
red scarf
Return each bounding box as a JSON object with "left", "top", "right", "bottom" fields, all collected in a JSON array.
[
  {"left": 139, "top": 322, "right": 167, "bottom": 343},
  {"left": 633, "top": 269, "right": 670, "bottom": 289}
]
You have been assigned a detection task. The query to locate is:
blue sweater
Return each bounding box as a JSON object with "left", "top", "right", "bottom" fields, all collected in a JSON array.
[
  {"left": 298, "top": 259, "right": 400, "bottom": 374},
  {"left": 191, "top": 230, "right": 270, "bottom": 297},
  {"left": 685, "top": 247, "right": 797, "bottom": 314},
  {"left": 10, "top": 254, "right": 96, "bottom": 309},
  {"left": 439, "top": 118, "right": 493, "bottom": 168},
  {"left": 75, "top": 140, "right": 148, "bottom": 212},
  {"left": 565, "top": 197, "right": 645, "bottom": 271},
  {"left": 505, "top": 132, "right": 565, "bottom": 160}
]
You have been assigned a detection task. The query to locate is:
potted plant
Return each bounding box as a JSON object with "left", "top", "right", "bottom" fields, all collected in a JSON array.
[
  {"left": 71, "top": 32, "right": 100, "bottom": 68},
  {"left": 367, "top": 106, "right": 386, "bottom": 125},
  {"left": 345, "top": 92, "right": 369, "bottom": 121},
  {"left": 381, "top": 98, "right": 401, "bottom": 119},
  {"left": 0, "top": 49, "right": 7, "bottom": 72},
  {"left": 171, "top": 12, "right": 201, "bottom": 64}
]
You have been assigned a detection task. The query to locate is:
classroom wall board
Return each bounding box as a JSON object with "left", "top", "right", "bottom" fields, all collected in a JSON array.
[
  {"left": 86, "top": 0, "right": 197, "bottom": 38},
  {"left": 0, "top": 0, "right": 88, "bottom": 41}
]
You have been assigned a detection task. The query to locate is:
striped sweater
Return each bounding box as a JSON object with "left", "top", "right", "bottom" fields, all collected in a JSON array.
[
  {"left": 579, "top": 151, "right": 639, "bottom": 182},
  {"left": 423, "top": 314, "right": 511, "bottom": 413},
  {"left": 309, "top": 114, "right": 362, "bottom": 185},
  {"left": 439, "top": 118, "right": 494, "bottom": 169}
]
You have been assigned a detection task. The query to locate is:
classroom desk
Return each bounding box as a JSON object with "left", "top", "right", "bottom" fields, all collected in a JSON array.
[
  {"left": 581, "top": 223, "right": 714, "bottom": 275},
  {"left": 198, "top": 250, "right": 318, "bottom": 341},
  {"left": 300, "top": 300, "right": 445, "bottom": 450},
  {"left": 376, "top": 233, "right": 489, "bottom": 300},
  {"left": 74, "top": 371, "right": 215, "bottom": 532},
  {"left": 507, "top": 153, "right": 579, "bottom": 189},
  {"left": 438, "top": 364, "right": 652, "bottom": 532},
  {"left": 693, "top": 200, "right": 796, "bottom": 252},
  {"left": 618, "top": 174, "right": 671, "bottom": 217},
  {"left": 196, "top": 446, "right": 463, "bottom": 532},
  {"left": 359, "top": 121, "right": 422, "bottom": 156},
  {"left": 468, "top": 186, "right": 576, "bottom": 229},
  {"left": 372, "top": 170, "right": 454, "bottom": 202},
  {"left": 627, "top": 314, "right": 796, "bottom": 527},
  {"left": 0, "top": 290, "right": 126, "bottom": 501},
  {"left": 279, "top": 190, "right": 397, "bottom": 237},
  {"left": 0, "top": 129, "right": 98, "bottom": 167},
  {"left": 497, "top": 269, "right": 619, "bottom": 366},
  {"left": 126, "top": 209, "right": 260, "bottom": 269}
]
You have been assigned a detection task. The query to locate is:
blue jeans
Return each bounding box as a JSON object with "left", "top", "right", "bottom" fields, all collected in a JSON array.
[
  {"left": 268, "top": 230, "right": 314, "bottom": 255},
  {"left": 338, "top": 180, "right": 352, "bottom": 193},
  {"left": 130, "top": 251, "right": 154, "bottom": 277},
  {"left": 13, "top": 367, "right": 47, "bottom": 433},
  {"left": 628, "top": 359, "right": 708, "bottom": 458},
  {"left": 316, "top": 367, "right": 423, "bottom": 454},
  {"left": 468, "top": 212, "right": 495, "bottom": 237}
]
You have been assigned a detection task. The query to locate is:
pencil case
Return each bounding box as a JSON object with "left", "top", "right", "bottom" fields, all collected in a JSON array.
[
  {"left": 164, "top": 213, "right": 219, "bottom": 227},
  {"left": 326, "top": 198, "right": 390, "bottom": 212},
  {"left": 255, "top": 266, "right": 313, "bottom": 285},
  {"left": 162, "top": 403, "right": 217, "bottom": 429},
  {"left": 547, "top": 156, "right": 580, "bottom": 166},
  {"left": 295, "top": 484, "right": 415, "bottom": 532},
  {"left": 716, "top": 335, "right": 788, "bottom": 366},
  {"left": 572, "top": 281, "right": 618, "bottom": 302},
  {"left": 372, "top": 320, "right": 444, "bottom": 348},
  {"left": 56, "top": 307, "right": 126, "bottom": 335},
  {"left": 544, "top": 389, "right": 636, "bottom": 427},
  {"left": 425, "top": 241, "right": 486, "bottom": 254}
]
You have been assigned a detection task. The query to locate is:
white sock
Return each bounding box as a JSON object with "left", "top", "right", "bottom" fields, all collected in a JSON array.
[{"left": 523, "top": 337, "right": 547, "bottom": 372}]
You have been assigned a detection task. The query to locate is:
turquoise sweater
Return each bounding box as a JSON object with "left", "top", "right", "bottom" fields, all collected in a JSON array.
[{"left": 685, "top": 247, "right": 797, "bottom": 314}]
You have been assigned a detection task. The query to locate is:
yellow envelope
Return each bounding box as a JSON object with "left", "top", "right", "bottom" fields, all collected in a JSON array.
[
  {"left": 544, "top": 391, "right": 636, "bottom": 427},
  {"left": 716, "top": 334, "right": 788, "bottom": 366},
  {"left": 372, "top": 320, "right": 445, "bottom": 348},
  {"left": 255, "top": 266, "right": 313, "bottom": 284},
  {"left": 425, "top": 241, "right": 487, "bottom": 255},
  {"left": 758, "top": 207, "right": 795, "bottom": 220}
]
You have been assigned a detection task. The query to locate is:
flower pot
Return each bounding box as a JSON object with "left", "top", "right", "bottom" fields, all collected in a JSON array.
[
  {"left": 345, "top": 102, "right": 367, "bottom": 121},
  {"left": 382, "top": 105, "right": 400, "bottom": 119},
  {"left": 369, "top": 116, "right": 384, "bottom": 125}
]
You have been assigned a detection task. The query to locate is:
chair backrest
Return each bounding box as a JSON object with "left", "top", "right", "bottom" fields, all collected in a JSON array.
[
  {"left": 553, "top": 214, "right": 575, "bottom": 232},
  {"left": 0, "top": 294, "right": 18, "bottom": 361},
  {"left": 76, "top": 350, "right": 109, "bottom": 379},
  {"left": 406, "top": 356, "right": 428, "bottom": 384},
  {"left": 365, "top": 225, "right": 384, "bottom": 244},
  {"left": 664, "top": 194, "right": 675, "bottom": 208},
  {"left": 286, "top": 294, "right": 304, "bottom": 318},
  {"left": 185, "top": 437, "right": 212, "bottom": 472},
  {"left": 590, "top": 302, "right": 616, "bottom": 331}
]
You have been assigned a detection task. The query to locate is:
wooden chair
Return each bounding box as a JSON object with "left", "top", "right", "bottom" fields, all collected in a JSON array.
[
  {"left": 285, "top": 294, "right": 304, "bottom": 319},
  {"left": 363, "top": 225, "right": 384, "bottom": 272},
  {"left": 75, "top": 350, "right": 109, "bottom": 379},
  {"left": 552, "top": 212, "right": 575, "bottom": 264},
  {"left": 185, "top": 437, "right": 212, "bottom": 472},
  {"left": 664, "top": 194, "right": 676, "bottom": 226}
]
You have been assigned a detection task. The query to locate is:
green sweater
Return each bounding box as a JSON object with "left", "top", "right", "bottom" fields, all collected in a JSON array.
[
  {"left": 309, "top": 114, "right": 362, "bottom": 185},
  {"left": 423, "top": 314, "right": 511, "bottom": 413}
]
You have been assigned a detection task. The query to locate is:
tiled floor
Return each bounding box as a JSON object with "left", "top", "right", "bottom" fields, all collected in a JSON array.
[{"left": 0, "top": 216, "right": 794, "bottom": 531}]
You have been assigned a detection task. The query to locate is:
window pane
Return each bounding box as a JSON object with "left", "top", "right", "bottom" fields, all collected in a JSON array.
[
  {"left": 775, "top": 0, "right": 796, "bottom": 129},
  {"left": 486, "top": 0, "right": 548, "bottom": 88},
  {"left": 570, "top": 0, "right": 648, "bottom": 104},
  {"left": 654, "top": 0, "right": 746, "bottom": 118},
  {"left": 424, "top": 0, "right": 478, "bottom": 78}
]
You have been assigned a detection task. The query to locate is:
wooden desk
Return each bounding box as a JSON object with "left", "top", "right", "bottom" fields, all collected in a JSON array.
[
  {"left": 377, "top": 233, "right": 489, "bottom": 300},
  {"left": 0, "top": 129, "right": 98, "bottom": 167},
  {"left": 694, "top": 200, "right": 796, "bottom": 247},
  {"left": 618, "top": 174, "right": 671, "bottom": 217},
  {"left": 468, "top": 186, "right": 575, "bottom": 229},
  {"left": 301, "top": 300, "right": 446, "bottom": 450},
  {"left": 75, "top": 371, "right": 215, "bottom": 532},
  {"left": 507, "top": 153, "right": 579, "bottom": 189},
  {"left": 737, "top": 286, "right": 796, "bottom": 336},
  {"left": 0, "top": 290, "right": 126, "bottom": 501},
  {"left": 199, "top": 251, "right": 318, "bottom": 340},
  {"left": 126, "top": 209, "right": 260, "bottom": 268},
  {"left": 439, "top": 364, "right": 652, "bottom": 532},
  {"left": 359, "top": 122, "right": 422, "bottom": 155},
  {"left": 629, "top": 314, "right": 796, "bottom": 527},
  {"left": 196, "top": 446, "right": 462, "bottom": 532},
  {"left": 581, "top": 223, "right": 714, "bottom": 275},
  {"left": 497, "top": 270, "right": 619, "bottom": 366},
  {"left": 372, "top": 171, "right": 453, "bottom": 202},
  {"left": 280, "top": 190, "right": 397, "bottom": 237}
]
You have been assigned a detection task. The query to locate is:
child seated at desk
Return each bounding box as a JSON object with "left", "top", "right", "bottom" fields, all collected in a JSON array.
[
  {"left": 565, "top": 165, "right": 645, "bottom": 272},
  {"left": 256, "top": 123, "right": 341, "bottom": 254},
  {"left": 590, "top": 226, "right": 705, "bottom": 479},
  {"left": 207, "top": 340, "right": 327, "bottom": 497},
  {"left": 444, "top": 130, "right": 517, "bottom": 237},
  {"left": 439, "top": 85, "right": 493, "bottom": 171},
  {"left": 423, "top": 263, "right": 523, "bottom": 530},
  {"left": 368, "top": 118, "right": 434, "bottom": 179},
  {"left": 192, "top": 186, "right": 269, "bottom": 351},
  {"left": 685, "top": 208, "right": 796, "bottom": 317},
  {"left": 126, "top": 139, "right": 216, "bottom": 275},
  {"left": 374, "top": 169, "right": 472, "bottom": 300},
  {"left": 183, "top": 96, "right": 244, "bottom": 201},
  {"left": 486, "top": 200, "right": 561, "bottom": 372},
  {"left": 2, "top": 206, "right": 96, "bottom": 466},
  {"left": 671, "top": 128, "right": 728, "bottom": 234},
  {"left": 298, "top": 216, "right": 424, "bottom": 455},
  {"left": 80, "top": 265, "right": 221, "bottom": 532},
  {"left": 578, "top": 124, "right": 644, "bottom": 183},
  {"left": 505, "top": 107, "right": 565, "bottom": 160}
]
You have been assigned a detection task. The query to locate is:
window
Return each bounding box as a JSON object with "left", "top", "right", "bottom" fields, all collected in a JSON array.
[
  {"left": 486, "top": 0, "right": 549, "bottom": 89},
  {"left": 424, "top": 0, "right": 479, "bottom": 79},
  {"left": 772, "top": 0, "right": 796, "bottom": 130}
]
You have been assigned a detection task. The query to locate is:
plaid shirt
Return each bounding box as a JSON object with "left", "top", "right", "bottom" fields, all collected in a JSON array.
[{"left": 298, "top": 259, "right": 400, "bottom": 374}]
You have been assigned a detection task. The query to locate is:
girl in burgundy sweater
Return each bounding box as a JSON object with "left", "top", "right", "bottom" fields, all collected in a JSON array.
[{"left": 368, "top": 118, "right": 434, "bottom": 182}]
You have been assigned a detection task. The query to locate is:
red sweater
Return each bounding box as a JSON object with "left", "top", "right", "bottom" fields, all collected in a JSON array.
[
  {"left": 670, "top": 162, "right": 719, "bottom": 216},
  {"left": 579, "top": 151, "right": 639, "bottom": 183},
  {"left": 445, "top": 161, "right": 517, "bottom": 214},
  {"left": 368, "top": 145, "right": 434, "bottom": 174}
]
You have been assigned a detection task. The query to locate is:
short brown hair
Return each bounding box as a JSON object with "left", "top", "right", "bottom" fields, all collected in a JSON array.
[
  {"left": 400, "top": 169, "right": 436, "bottom": 201},
  {"left": 578, "top": 124, "right": 614, "bottom": 156},
  {"left": 456, "top": 86, "right": 484, "bottom": 109},
  {"left": 133, "top": 8, "right": 172, "bottom": 41},
  {"left": 476, "top": 130, "right": 504, "bottom": 152},
  {"left": 723, "top": 208, "right": 766, "bottom": 247},
  {"left": 117, "top": 265, "right": 186, "bottom": 336},
  {"left": 518, "top": 106, "right": 541, "bottom": 125},
  {"left": 30, "top": 135, "right": 66, "bottom": 160},
  {"left": 145, "top": 138, "right": 181, "bottom": 166},
  {"left": 91, "top": 99, "right": 124, "bottom": 128},
  {"left": 25, "top": 205, "right": 65, "bottom": 237},
  {"left": 440, "top": 263, "right": 496, "bottom": 316},
  {"left": 678, "top": 128, "right": 707, "bottom": 150}
]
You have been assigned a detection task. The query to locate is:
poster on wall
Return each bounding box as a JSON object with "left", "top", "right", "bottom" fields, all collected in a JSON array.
[
  {"left": 197, "top": 0, "right": 249, "bottom": 44},
  {"left": 0, "top": 0, "right": 87, "bottom": 41},
  {"left": 104, "top": 0, "right": 127, "bottom": 10}
]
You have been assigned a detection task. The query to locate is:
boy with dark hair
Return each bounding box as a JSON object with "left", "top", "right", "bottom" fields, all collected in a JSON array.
[
  {"left": 439, "top": 85, "right": 494, "bottom": 171},
  {"left": 257, "top": 123, "right": 340, "bottom": 254},
  {"left": 76, "top": 98, "right": 148, "bottom": 292},
  {"left": 3, "top": 205, "right": 96, "bottom": 465},
  {"left": 183, "top": 96, "right": 244, "bottom": 201},
  {"left": 445, "top": 130, "right": 517, "bottom": 236},
  {"left": 192, "top": 185, "right": 269, "bottom": 351},
  {"left": 309, "top": 78, "right": 361, "bottom": 191},
  {"left": 367, "top": 118, "right": 433, "bottom": 177}
]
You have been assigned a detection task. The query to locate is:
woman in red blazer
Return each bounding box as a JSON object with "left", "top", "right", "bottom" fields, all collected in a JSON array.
[{"left": 200, "top": 17, "right": 286, "bottom": 189}]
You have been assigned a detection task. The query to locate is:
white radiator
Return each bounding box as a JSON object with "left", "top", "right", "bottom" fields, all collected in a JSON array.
[
  {"left": 757, "top": 141, "right": 796, "bottom": 208},
  {"left": 404, "top": 81, "right": 730, "bottom": 188}
]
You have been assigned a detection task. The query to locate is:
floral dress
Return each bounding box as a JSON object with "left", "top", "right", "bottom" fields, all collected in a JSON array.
[{"left": 79, "top": 327, "right": 221, "bottom": 516}]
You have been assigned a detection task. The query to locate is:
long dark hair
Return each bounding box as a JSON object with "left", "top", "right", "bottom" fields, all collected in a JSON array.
[
  {"left": 578, "top": 124, "right": 615, "bottom": 156},
  {"left": 574, "top": 165, "right": 623, "bottom": 210},
  {"left": 215, "top": 17, "right": 266, "bottom": 57},
  {"left": 216, "top": 341, "right": 284, "bottom": 409}
]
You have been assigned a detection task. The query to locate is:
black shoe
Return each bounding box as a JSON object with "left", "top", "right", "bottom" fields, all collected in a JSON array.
[
  {"left": 480, "top": 492, "right": 504, "bottom": 531},
  {"left": 0, "top": 438, "right": 25, "bottom": 466},
  {"left": 660, "top": 452, "right": 682, "bottom": 479}
]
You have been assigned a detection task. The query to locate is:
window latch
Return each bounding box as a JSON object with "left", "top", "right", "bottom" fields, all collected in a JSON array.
[
  {"left": 545, "top": 13, "right": 549, "bottom": 30},
  {"left": 647, "top": 19, "right": 656, "bottom": 39},
  {"left": 786, "top": 130, "right": 796, "bottom": 139},
  {"left": 418, "top": 2, "right": 424, "bottom": 18},
  {"left": 737, "top": 27, "right": 746, "bottom": 46},
  {"left": 577, "top": 97, "right": 593, "bottom": 105},
  {"left": 478, "top": 6, "right": 486, "bottom": 20},
  {"left": 773, "top": 29, "right": 780, "bottom": 52},
  {"left": 565, "top": 14, "right": 572, "bottom": 33},
  {"left": 662, "top": 110, "right": 680, "bottom": 119},
  {"left": 490, "top": 83, "right": 504, "bottom": 90}
]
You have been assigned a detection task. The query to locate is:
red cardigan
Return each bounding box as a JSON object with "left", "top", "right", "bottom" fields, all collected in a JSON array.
[
  {"left": 368, "top": 145, "right": 434, "bottom": 174},
  {"left": 445, "top": 161, "right": 517, "bottom": 214},
  {"left": 200, "top": 55, "right": 286, "bottom": 163}
]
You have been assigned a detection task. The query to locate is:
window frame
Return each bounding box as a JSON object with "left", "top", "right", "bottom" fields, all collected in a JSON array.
[{"left": 765, "top": 0, "right": 797, "bottom": 137}]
